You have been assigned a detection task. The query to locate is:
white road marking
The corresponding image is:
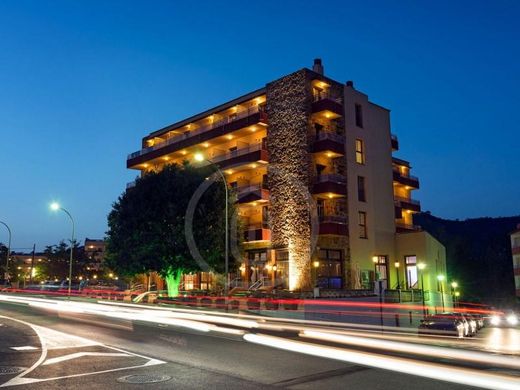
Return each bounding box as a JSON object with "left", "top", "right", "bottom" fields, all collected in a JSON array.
[
  {"left": 43, "top": 352, "right": 129, "bottom": 366},
  {"left": 0, "top": 314, "right": 166, "bottom": 388},
  {"left": 10, "top": 346, "right": 38, "bottom": 351}
]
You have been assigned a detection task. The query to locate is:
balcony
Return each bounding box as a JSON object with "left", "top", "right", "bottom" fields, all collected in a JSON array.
[
  {"left": 236, "top": 183, "right": 269, "bottom": 204},
  {"left": 396, "top": 222, "right": 421, "bottom": 233},
  {"left": 311, "top": 132, "right": 345, "bottom": 155},
  {"left": 319, "top": 215, "right": 348, "bottom": 236},
  {"left": 244, "top": 223, "right": 271, "bottom": 242},
  {"left": 393, "top": 169, "right": 420, "bottom": 189},
  {"left": 394, "top": 196, "right": 421, "bottom": 213},
  {"left": 127, "top": 105, "right": 268, "bottom": 168},
  {"left": 391, "top": 134, "right": 399, "bottom": 151},
  {"left": 311, "top": 92, "right": 343, "bottom": 118},
  {"left": 312, "top": 174, "right": 347, "bottom": 197},
  {"left": 513, "top": 246, "right": 520, "bottom": 255},
  {"left": 210, "top": 142, "right": 268, "bottom": 169}
]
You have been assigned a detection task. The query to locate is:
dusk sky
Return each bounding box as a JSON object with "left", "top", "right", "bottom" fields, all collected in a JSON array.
[{"left": 0, "top": 0, "right": 519, "bottom": 250}]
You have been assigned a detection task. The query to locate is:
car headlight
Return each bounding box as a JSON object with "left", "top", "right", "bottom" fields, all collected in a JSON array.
[
  {"left": 506, "top": 314, "right": 518, "bottom": 326},
  {"left": 490, "top": 315, "right": 501, "bottom": 326}
]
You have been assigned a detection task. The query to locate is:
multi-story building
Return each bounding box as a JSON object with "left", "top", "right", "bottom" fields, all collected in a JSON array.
[
  {"left": 510, "top": 225, "right": 520, "bottom": 298},
  {"left": 127, "top": 59, "right": 446, "bottom": 296},
  {"left": 84, "top": 238, "right": 106, "bottom": 271}
]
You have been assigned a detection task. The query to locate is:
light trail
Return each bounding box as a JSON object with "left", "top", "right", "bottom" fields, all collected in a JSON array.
[{"left": 244, "top": 333, "right": 520, "bottom": 390}]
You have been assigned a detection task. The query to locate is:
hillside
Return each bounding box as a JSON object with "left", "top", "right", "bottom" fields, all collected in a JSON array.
[{"left": 414, "top": 213, "right": 520, "bottom": 307}]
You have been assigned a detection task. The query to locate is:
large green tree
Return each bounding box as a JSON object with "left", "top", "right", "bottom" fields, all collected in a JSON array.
[{"left": 105, "top": 162, "right": 237, "bottom": 296}]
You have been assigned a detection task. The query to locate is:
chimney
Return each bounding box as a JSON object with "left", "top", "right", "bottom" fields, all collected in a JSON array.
[
  {"left": 312, "top": 58, "right": 324, "bottom": 75},
  {"left": 346, "top": 80, "right": 354, "bottom": 88}
]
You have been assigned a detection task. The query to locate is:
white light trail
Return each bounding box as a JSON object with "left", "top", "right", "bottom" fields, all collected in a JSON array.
[{"left": 244, "top": 333, "right": 520, "bottom": 390}]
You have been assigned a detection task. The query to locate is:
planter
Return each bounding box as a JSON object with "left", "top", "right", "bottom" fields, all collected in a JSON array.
[
  {"left": 200, "top": 297, "right": 213, "bottom": 308},
  {"left": 229, "top": 300, "right": 240, "bottom": 311},
  {"left": 265, "top": 299, "right": 279, "bottom": 310},
  {"left": 215, "top": 298, "right": 228, "bottom": 310},
  {"left": 247, "top": 299, "right": 261, "bottom": 311}
]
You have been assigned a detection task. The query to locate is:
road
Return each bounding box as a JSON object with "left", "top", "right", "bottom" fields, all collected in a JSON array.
[{"left": 0, "top": 295, "right": 518, "bottom": 389}]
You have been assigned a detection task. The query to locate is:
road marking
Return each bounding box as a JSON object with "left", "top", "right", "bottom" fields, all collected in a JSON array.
[
  {"left": 43, "top": 352, "right": 129, "bottom": 366},
  {"left": 0, "top": 315, "right": 166, "bottom": 388},
  {"left": 10, "top": 346, "right": 38, "bottom": 351}
]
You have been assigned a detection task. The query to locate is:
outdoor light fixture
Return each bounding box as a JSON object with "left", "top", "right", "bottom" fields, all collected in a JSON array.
[
  {"left": 372, "top": 256, "right": 378, "bottom": 263},
  {"left": 417, "top": 263, "right": 426, "bottom": 270},
  {"left": 437, "top": 274, "right": 445, "bottom": 281},
  {"left": 394, "top": 262, "right": 400, "bottom": 268},
  {"left": 451, "top": 281, "right": 458, "bottom": 289},
  {"left": 313, "top": 261, "right": 320, "bottom": 268},
  {"left": 50, "top": 202, "right": 75, "bottom": 297},
  {"left": 50, "top": 202, "right": 60, "bottom": 211},
  {"left": 194, "top": 153, "right": 204, "bottom": 162}
]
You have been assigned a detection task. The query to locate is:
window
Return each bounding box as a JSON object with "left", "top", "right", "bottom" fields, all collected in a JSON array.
[
  {"left": 358, "top": 211, "right": 367, "bottom": 239},
  {"left": 317, "top": 199, "right": 324, "bottom": 218},
  {"left": 374, "top": 255, "right": 388, "bottom": 281},
  {"left": 355, "top": 104, "right": 363, "bottom": 128},
  {"left": 317, "top": 249, "right": 343, "bottom": 289},
  {"left": 405, "top": 255, "right": 418, "bottom": 289},
  {"left": 357, "top": 176, "right": 366, "bottom": 202},
  {"left": 355, "top": 139, "right": 365, "bottom": 164}
]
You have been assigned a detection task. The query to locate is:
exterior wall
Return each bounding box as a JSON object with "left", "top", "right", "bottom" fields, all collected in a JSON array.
[
  {"left": 344, "top": 84, "right": 396, "bottom": 287},
  {"left": 510, "top": 229, "right": 520, "bottom": 297},
  {"left": 396, "top": 231, "right": 452, "bottom": 311},
  {"left": 266, "top": 70, "right": 313, "bottom": 290}
]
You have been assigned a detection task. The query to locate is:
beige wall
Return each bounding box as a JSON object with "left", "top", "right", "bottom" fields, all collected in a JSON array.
[{"left": 343, "top": 85, "right": 396, "bottom": 280}]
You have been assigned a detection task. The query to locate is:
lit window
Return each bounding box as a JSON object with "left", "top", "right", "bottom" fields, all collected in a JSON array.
[
  {"left": 355, "top": 139, "right": 365, "bottom": 164},
  {"left": 358, "top": 211, "right": 367, "bottom": 239}
]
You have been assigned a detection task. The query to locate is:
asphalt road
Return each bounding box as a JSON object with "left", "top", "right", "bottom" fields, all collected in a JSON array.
[{"left": 0, "top": 300, "right": 515, "bottom": 390}]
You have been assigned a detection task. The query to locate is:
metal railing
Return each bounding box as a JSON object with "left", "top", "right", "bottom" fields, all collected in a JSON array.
[
  {"left": 315, "top": 132, "right": 345, "bottom": 143},
  {"left": 396, "top": 222, "right": 421, "bottom": 231},
  {"left": 315, "top": 173, "right": 347, "bottom": 183},
  {"left": 236, "top": 183, "right": 268, "bottom": 197},
  {"left": 246, "top": 222, "right": 270, "bottom": 230},
  {"left": 394, "top": 196, "right": 421, "bottom": 206},
  {"left": 128, "top": 105, "right": 265, "bottom": 160},
  {"left": 211, "top": 142, "right": 266, "bottom": 164},
  {"left": 393, "top": 168, "right": 419, "bottom": 181},
  {"left": 312, "top": 91, "right": 342, "bottom": 103},
  {"left": 319, "top": 215, "right": 347, "bottom": 224}
]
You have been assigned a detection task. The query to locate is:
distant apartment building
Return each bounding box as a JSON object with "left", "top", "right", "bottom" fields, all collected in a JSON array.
[
  {"left": 126, "top": 59, "right": 447, "bottom": 299},
  {"left": 84, "top": 238, "right": 106, "bottom": 271},
  {"left": 510, "top": 225, "right": 520, "bottom": 298}
]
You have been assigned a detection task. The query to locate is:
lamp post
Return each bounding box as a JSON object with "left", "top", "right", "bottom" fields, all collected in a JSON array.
[
  {"left": 451, "top": 281, "right": 458, "bottom": 308},
  {"left": 0, "top": 221, "right": 11, "bottom": 281},
  {"left": 437, "top": 274, "right": 445, "bottom": 312},
  {"left": 372, "top": 256, "right": 378, "bottom": 290},
  {"left": 417, "top": 262, "right": 426, "bottom": 315},
  {"left": 312, "top": 260, "right": 320, "bottom": 287},
  {"left": 50, "top": 202, "right": 75, "bottom": 297},
  {"left": 194, "top": 153, "right": 229, "bottom": 296},
  {"left": 394, "top": 261, "right": 400, "bottom": 289}
]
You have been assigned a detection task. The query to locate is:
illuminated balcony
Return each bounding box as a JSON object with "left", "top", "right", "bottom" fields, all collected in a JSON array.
[
  {"left": 319, "top": 215, "right": 348, "bottom": 236},
  {"left": 392, "top": 169, "right": 420, "bottom": 189},
  {"left": 311, "top": 132, "right": 345, "bottom": 156},
  {"left": 127, "top": 105, "right": 268, "bottom": 168},
  {"left": 311, "top": 92, "right": 343, "bottom": 118},
  {"left": 236, "top": 183, "right": 269, "bottom": 204},
  {"left": 312, "top": 174, "right": 347, "bottom": 197},
  {"left": 211, "top": 143, "right": 268, "bottom": 169},
  {"left": 244, "top": 223, "right": 271, "bottom": 242},
  {"left": 394, "top": 196, "right": 421, "bottom": 213}
]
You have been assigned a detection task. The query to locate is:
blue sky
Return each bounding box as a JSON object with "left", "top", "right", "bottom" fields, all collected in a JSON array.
[{"left": 0, "top": 0, "right": 519, "bottom": 250}]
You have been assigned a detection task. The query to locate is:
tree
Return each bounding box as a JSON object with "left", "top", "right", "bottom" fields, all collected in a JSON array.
[{"left": 105, "top": 162, "right": 238, "bottom": 296}]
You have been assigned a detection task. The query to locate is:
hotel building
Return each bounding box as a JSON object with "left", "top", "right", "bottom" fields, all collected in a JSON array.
[{"left": 127, "top": 59, "right": 447, "bottom": 295}]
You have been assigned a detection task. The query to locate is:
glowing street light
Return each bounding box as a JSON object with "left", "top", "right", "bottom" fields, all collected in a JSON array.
[
  {"left": 50, "top": 202, "right": 75, "bottom": 297},
  {"left": 394, "top": 261, "right": 401, "bottom": 289},
  {"left": 0, "top": 221, "right": 11, "bottom": 281},
  {"left": 194, "top": 152, "right": 229, "bottom": 296},
  {"left": 451, "top": 281, "right": 458, "bottom": 289}
]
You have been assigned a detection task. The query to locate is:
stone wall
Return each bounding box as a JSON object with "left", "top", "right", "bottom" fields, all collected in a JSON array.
[{"left": 266, "top": 70, "right": 313, "bottom": 290}]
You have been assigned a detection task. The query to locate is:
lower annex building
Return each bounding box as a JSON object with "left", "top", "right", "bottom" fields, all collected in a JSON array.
[{"left": 127, "top": 59, "right": 448, "bottom": 299}]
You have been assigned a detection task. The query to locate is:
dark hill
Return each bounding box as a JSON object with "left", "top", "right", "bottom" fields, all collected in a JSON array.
[{"left": 414, "top": 212, "right": 520, "bottom": 307}]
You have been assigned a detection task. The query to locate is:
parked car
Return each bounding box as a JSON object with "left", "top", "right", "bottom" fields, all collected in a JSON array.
[{"left": 418, "top": 314, "right": 466, "bottom": 338}]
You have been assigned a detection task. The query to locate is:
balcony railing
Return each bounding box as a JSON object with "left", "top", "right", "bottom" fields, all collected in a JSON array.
[
  {"left": 394, "top": 196, "right": 420, "bottom": 206},
  {"left": 315, "top": 132, "right": 345, "bottom": 144},
  {"left": 393, "top": 169, "right": 419, "bottom": 182},
  {"left": 236, "top": 183, "right": 268, "bottom": 197},
  {"left": 396, "top": 222, "right": 421, "bottom": 231},
  {"left": 211, "top": 142, "right": 266, "bottom": 165},
  {"left": 315, "top": 173, "right": 347, "bottom": 183},
  {"left": 319, "top": 215, "right": 347, "bottom": 224},
  {"left": 246, "top": 222, "right": 270, "bottom": 230},
  {"left": 128, "top": 105, "right": 265, "bottom": 160},
  {"left": 312, "top": 91, "right": 342, "bottom": 103}
]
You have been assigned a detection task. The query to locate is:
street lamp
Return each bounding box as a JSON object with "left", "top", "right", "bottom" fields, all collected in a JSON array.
[
  {"left": 0, "top": 221, "right": 11, "bottom": 281},
  {"left": 394, "top": 261, "right": 400, "bottom": 289},
  {"left": 50, "top": 202, "right": 75, "bottom": 297},
  {"left": 194, "top": 153, "right": 229, "bottom": 296},
  {"left": 437, "top": 274, "right": 445, "bottom": 312},
  {"left": 417, "top": 262, "right": 426, "bottom": 315}
]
